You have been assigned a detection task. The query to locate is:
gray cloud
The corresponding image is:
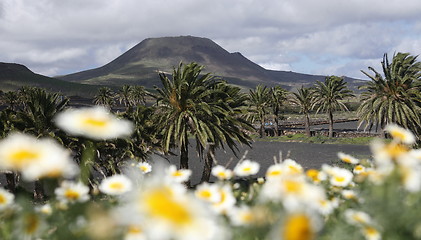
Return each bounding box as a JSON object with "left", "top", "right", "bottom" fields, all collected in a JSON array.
[{"left": 1, "top": 0, "right": 420, "bottom": 78}]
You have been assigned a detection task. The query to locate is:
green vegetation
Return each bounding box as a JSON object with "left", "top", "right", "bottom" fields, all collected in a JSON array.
[
  {"left": 0, "top": 55, "right": 419, "bottom": 239},
  {"left": 290, "top": 86, "right": 314, "bottom": 136},
  {"left": 358, "top": 52, "right": 421, "bottom": 136},
  {"left": 257, "top": 133, "right": 387, "bottom": 145},
  {"left": 312, "top": 76, "right": 355, "bottom": 138},
  {"left": 153, "top": 62, "right": 251, "bottom": 184}
]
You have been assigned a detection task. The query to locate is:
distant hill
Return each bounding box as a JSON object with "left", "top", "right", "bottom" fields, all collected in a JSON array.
[
  {"left": 0, "top": 62, "right": 105, "bottom": 97},
  {"left": 58, "top": 36, "right": 365, "bottom": 91}
]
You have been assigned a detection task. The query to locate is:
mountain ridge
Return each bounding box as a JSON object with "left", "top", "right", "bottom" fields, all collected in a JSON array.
[
  {"left": 0, "top": 62, "right": 104, "bottom": 97},
  {"left": 58, "top": 36, "right": 365, "bottom": 91}
]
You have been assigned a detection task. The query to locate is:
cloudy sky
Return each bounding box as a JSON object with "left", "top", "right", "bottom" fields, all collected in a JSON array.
[{"left": 1, "top": 0, "right": 420, "bottom": 79}]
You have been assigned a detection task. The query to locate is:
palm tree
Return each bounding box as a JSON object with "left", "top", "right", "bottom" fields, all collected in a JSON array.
[
  {"left": 93, "top": 87, "right": 115, "bottom": 107},
  {"left": 131, "top": 85, "right": 148, "bottom": 106},
  {"left": 0, "top": 109, "right": 18, "bottom": 193},
  {"left": 358, "top": 52, "right": 421, "bottom": 136},
  {"left": 2, "top": 91, "right": 20, "bottom": 111},
  {"left": 270, "top": 86, "right": 288, "bottom": 136},
  {"left": 200, "top": 82, "right": 253, "bottom": 182},
  {"left": 248, "top": 85, "right": 271, "bottom": 138},
  {"left": 16, "top": 88, "right": 69, "bottom": 200},
  {"left": 291, "top": 86, "right": 315, "bottom": 137},
  {"left": 313, "top": 76, "right": 354, "bottom": 137},
  {"left": 117, "top": 85, "right": 134, "bottom": 112},
  {"left": 18, "top": 88, "right": 69, "bottom": 138},
  {"left": 154, "top": 62, "right": 223, "bottom": 172}
]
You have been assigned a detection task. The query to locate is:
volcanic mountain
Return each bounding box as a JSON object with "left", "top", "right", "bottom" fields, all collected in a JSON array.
[
  {"left": 58, "top": 36, "right": 365, "bottom": 90},
  {"left": 0, "top": 62, "right": 101, "bottom": 97}
]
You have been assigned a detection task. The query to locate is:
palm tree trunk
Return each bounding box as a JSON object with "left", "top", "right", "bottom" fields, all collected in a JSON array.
[
  {"left": 328, "top": 110, "right": 334, "bottom": 138},
  {"left": 274, "top": 112, "right": 279, "bottom": 137},
  {"left": 201, "top": 144, "right": 215, "bottom": 183},
  {"left": 180, "top": 142, "right": 189, "bottom": 169},
  {"left": 5, "top": 172, "right": 16, "bottom": 193},
  {"left": 259, "top": 114, "right": 265, "bottom": 138},
  {"left": 304, "top": 113, "right": 311, "bottom": 137}
]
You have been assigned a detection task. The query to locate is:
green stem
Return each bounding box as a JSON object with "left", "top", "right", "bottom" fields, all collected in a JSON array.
[{"left": 80, "top": 140, "right": 96, "bottom": 184}]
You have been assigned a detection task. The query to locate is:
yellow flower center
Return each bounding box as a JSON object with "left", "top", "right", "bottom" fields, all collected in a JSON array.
[
  {"left": 198, "top": 190, "right": 212, "bottom": 199},
  {"left": 268, "top": 170, "right": 282, "bottom": 176},
  {"left": 0, "top": 194, "right": 6, "bottom": 204},
  {"left": 109, "top": 182, "right": 124, "bottom": 190},
  {"left": 140, "top": 166, "right": 149, "bottom": 172},
  {"left": 83, "top": 118, "right": 108, "bottom": 128},
  {"left": 352, "top": 214, "right": 367, "bottom": 223},
  {"left": 9, "top": 149, "right": 40, "bottom": 168},
  {"left": 144, "top": 187, "right": 192, "bottom": 226},
  {"left": 354, "top": 165, "right": 364, "bottom": 171},
  {"left": 217, "top": 171, "right": 227, "bottom": 178},
  {"left": 390, "top": 130, "right": 406, "bottom": 142},
  {"left": 334, "top": 176, "right": 345, "bottom": 182},
  {"left": 385, "top": 143, "right": 409, "bottom": 159},
  {"left": 242, "top": 167, "right": 252, "bottom": 172},
  {"left": 241, "top": 212, "right": 254, "bottom": 223},
  {"left": 127, "top": 225, "right": 143, "bottom": 234},
  {"left": 283, "top": 180, "right": 303, "bottom": 193},
  {"left": 283, "top": 214, "right": 314, "bottom": 240},
  {"left": 364, "top": 227, "right": 378, "bottom": 236},
  {"left": 306, "top": 169, "right": 319, "bottom": 181},
  {"left": 64, "top": 189, "right": 80, "bottom": 200},
  {"left": 24, "top": 214, "right": 40, "bottom": 235},
  {"left": 342, "top": 157, "right": 352, "bottom": 163},
  {"left": 172, "top": 171, "right": 184, "bottom": 177}
]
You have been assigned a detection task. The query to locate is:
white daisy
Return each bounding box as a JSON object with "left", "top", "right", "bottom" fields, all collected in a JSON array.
[
  {"left": 385, "top": 124, "right": 416, "bottom": 145},
  {"left": 227, "top": 205, "right": 255, "bottom": 226},
  {"left": 273, "top": 212, "right": 322, "bottom": 240},
  {"left": 166, "top": 165, "right": 192, "bottom": 183},
  {"left": 136, "top": 162, "right": 152, "bottom": 174},
  {"left": 306, "top": 169, "right": 327, "bottom": 183},
  {"left": 282, "top": 159, "right": 304, "bottom": 175},
  {"left": 55, "top": 106, "right": 134, "bottom": 140},
  {"left": 99, "top": 174, "right": 133, "bottom": 196},
  {"left": 260, "top": 175, "right": 326, "bottom": 211},
  {"left": 329, "top": 167, "right": 354, "bottom": 187},
  {"left": 353, "top": 165, "right": 366, "bottom": 175},
  {"left": 266, "top": 163, "right": 284, "bottom": 179},
  {"left": 35, "top": 203, "right": 53, "bottom": 216},
  {"left": 0, "top": 187, "right": 14, "bottom": 210},
  {"left": 194, "top": 183, "right": 221, "bottom": 203},
  {"left": 233, "top": 160, "right": 260, "bottom": 177},
  {"left": 124, "top": 225, "right": 146, "bottom": 240},
  {"left": 129, "top": 181, "right": 224, "bottom": 240},
  {"left": 14, "top": 213, "right": 46, "bottom": 239},
  {"left": 362, "top": 226, "right": 381, "bottom": 240},
  {"left": 371, "top": 139, "right": 410, "bottom": 165},
  {"left": 55, "top": 181, "right": 90, "bottom": 204},
  {"left": 344, "top": 209, "right": 372, "bottom": 226},
  {"left": 0, "top": 132, "right": 78, "bottom": 181},
  {"left": 399, "top": 164, "right": 421, "bottom": 192},
  {"left": 338, "top": 152, "right": 360, "bottom": 164},
  {"left": 341, "top": 190, "right": 358, "bottom": 200},
  {"left": 211, "top": 165, "right": 233, "bottom": 180},
  {"left": 212, "top": 184, "right": 236, "bottom": 214},
  {"left": 317, "top": 198, "right": 338, "bottom": 216}
]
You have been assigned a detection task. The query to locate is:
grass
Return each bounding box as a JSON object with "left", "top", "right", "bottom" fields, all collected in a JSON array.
[
  {"left": 254, "top": 133, "right": 386, "bottom": 145},
  {"left": 283, "top": 110, "right": 359, "bottom": 122}
]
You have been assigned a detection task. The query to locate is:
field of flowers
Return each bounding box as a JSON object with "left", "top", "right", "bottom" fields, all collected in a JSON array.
[{"left": 0, "top": 106, "right": 420, "bottom": 240}]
